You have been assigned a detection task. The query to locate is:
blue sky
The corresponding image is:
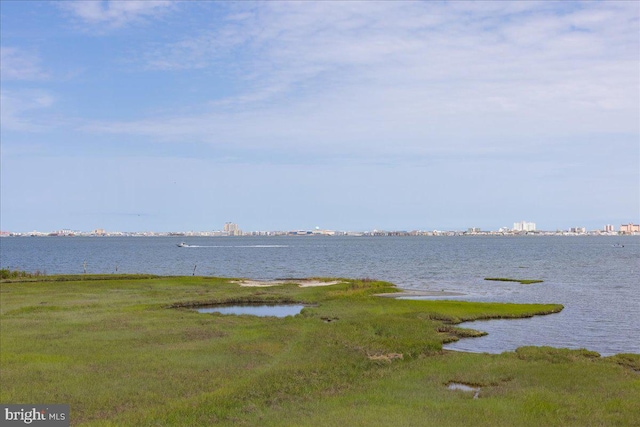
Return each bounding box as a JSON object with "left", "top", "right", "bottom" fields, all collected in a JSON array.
[{"left": 1, "top": 1, "right": 638, "bottom": 232}]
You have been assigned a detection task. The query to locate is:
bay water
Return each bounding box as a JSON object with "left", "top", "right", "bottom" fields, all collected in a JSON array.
[{"left": 2, "top": 235, "right": 638, "bottom": 356}]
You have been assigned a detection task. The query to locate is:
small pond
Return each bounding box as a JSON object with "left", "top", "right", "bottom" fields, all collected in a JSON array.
[
  {"left": 447, "top": 382, "right": 480, "bottom": 399},
  {"left": 196, "top": 304, "right": 305, "bottom": 317}
]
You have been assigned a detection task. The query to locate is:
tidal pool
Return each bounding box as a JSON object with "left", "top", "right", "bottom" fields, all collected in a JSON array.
[
  {"left": 196, "top": 304, "right": 305, "bottom": 317},
  {"left": 447, "top": 382, "right": 480, "bottom": 399}
]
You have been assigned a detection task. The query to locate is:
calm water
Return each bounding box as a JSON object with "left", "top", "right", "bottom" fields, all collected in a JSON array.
[
  {"left": 196, "top": 304, "right": 305, "bottom": 317},
  {"left": 1, "top": 235, "right": 638, "bottom": 356}
]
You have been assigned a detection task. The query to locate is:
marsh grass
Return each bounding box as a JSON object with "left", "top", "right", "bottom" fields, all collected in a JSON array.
[
  {"left": 484, "top": 277, "right": 544, "bottom": 285},
  {"left": 0, "top": 272, "right": 158, "bottom": 283},
  {"left": 1, "top": 276, "right": 638, "bottom": 426}
]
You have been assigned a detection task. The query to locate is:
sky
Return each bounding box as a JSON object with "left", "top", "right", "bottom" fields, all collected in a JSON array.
[{"left": 1, "top": 1, "right": 638, "bottom": 233}]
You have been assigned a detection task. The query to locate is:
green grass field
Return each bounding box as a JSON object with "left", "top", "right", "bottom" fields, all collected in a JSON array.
[{"left": 1, "top": 276, "right": 638, "bottom": 426}]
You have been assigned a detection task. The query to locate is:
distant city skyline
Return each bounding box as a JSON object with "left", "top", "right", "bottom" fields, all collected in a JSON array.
[
  {"left": 3, "top": 214, "right": 640, "bottom": 234},
  {"left": 1, "top": 2, "right": 638, "bottom": 233},
  {"left": 3, "top": 221, "right": 640, "bottom": 236}
]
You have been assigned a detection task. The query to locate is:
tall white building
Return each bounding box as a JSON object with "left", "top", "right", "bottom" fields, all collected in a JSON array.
[{"left": 513, "top": 221, "right": 536, "bottom": 232}]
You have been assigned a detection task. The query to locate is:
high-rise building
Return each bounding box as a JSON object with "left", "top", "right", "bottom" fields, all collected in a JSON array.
[
  {"left": 513, "top": 221, "right": 536, "bottom": 232},
  {"left": 619, "top": 223, "right": 640, "bottom": 234},
  {"left": 604, "top": 224, "right": 615, "bottom": 232},
  {"left": 224, "top": 222, "right": 242, "bottom": 236}
]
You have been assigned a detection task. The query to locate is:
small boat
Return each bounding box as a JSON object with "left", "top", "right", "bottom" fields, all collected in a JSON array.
[
  {"left": 612, "top": 243, "right": 624, "bottom": 248},
  {"left": 177, "top": 242, "right": 189, "bottom": 247}
]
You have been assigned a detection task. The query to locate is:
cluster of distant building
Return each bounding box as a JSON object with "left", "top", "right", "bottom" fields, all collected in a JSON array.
[{"left": 2, "top": 221, "right": 639, "bottom": 237}]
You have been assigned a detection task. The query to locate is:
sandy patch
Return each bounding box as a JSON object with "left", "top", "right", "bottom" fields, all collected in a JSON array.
[
  {"left": 298, "top": 280, "right": 341, "bottom": 287},
  {"left": 235, "top": 280, "right": 287, "bottom": 287},
  {"left": 235, "top": 279, "right": 342, "bottom": 288}
]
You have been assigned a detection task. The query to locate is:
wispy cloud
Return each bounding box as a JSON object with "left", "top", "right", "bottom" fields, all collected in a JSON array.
[
  {"left": 0, "top": 89, "right": 56, "bottom": 132},
  {"left": 0, "top": 47, "right": 49, "bottom": 80},
  {"left": 59, "top": 0, "right": 175, "bottom": 30},
  {"left": 78, "top": 1, "right": 637, "bottom": 162}
]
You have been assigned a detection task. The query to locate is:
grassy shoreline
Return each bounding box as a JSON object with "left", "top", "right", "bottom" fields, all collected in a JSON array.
[
  {"left": 484, "top": 277, "right": 545, "bottom": 284},
  {"left": 1, "top": 275, "right": 638, "bottom": 426}
]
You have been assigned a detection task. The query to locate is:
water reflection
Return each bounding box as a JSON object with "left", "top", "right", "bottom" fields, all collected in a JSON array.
[
  {"left": 447, "top": 383, "right": 480, "bottom": 399},
  {"left": 196, "top": 304, "right": 305, "bottom": 317}
]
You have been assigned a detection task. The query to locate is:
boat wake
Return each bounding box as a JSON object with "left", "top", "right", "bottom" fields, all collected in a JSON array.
[{"left": 179, "top": 245, "right": 289, "bottom": 248}]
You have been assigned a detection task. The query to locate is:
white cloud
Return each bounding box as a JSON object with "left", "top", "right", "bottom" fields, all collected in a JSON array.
[
  {"left": 60, "top": 0, "right": 175, "bottom": 29},
  {"left": 1, "top": 90, "right": 56, "bottom": 131},
  {"left": 81, "top": 2, "right": 639, "bottom": 160},
  {"left": 0, "top": 47, "right": 48, "bottom": 80}
]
